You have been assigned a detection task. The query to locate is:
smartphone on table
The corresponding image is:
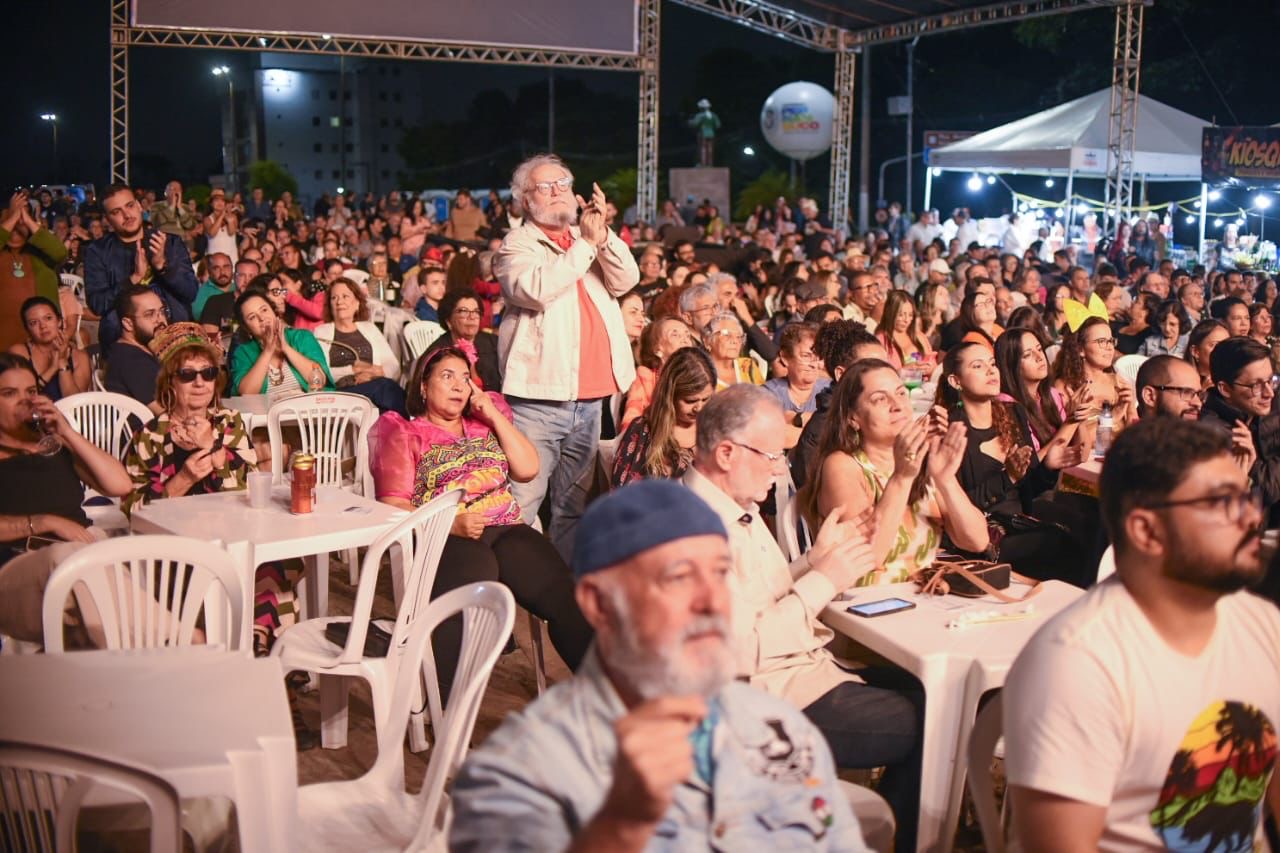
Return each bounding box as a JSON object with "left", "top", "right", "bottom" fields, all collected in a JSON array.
[{"left": 847, "top": 597, "right": 916, "bottom": 618}]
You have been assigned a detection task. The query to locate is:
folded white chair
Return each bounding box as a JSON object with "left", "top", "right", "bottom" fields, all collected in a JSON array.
[
  {"left": 272, "top": 489, "right": 462, "bottom": 751},
  {"left": 294, "top": 581, "right": 515, "bottom": 852}
]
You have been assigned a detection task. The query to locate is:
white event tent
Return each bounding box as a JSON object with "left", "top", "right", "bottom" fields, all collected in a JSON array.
[{"left": 925, "top": 88, "right": 1211, "bottom": 237}]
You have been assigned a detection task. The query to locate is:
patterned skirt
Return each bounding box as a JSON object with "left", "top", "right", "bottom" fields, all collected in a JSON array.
[{"left": 252, "top": 560, "right": 302, "bottom": 657}]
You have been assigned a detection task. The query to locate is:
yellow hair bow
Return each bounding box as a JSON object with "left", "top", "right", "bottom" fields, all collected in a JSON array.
[{"left": 1063, "top": 292, "right": 1109, "bottom": 333}]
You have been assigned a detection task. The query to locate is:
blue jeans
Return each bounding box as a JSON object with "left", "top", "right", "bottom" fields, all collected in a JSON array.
[{"left": 507, "top": 397, "right": 601, "bottom": 562}]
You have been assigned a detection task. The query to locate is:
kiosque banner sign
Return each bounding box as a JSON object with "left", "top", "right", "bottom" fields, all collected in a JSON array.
[{"left": 1202, "top": 127, "right": 1280, "bottom": 189}]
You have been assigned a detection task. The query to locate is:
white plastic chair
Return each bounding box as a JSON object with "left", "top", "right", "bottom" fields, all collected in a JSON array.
[
  {"left": 1113, "top": 353, "right": 1146, "bottom": 386},
  {"left": 267, "top": 392, "right": 377, "bottom": 606},
  {"left": 59, "top": 273, "right": 85, "bottom": 301},
  {"left": 343, "top": 268, "right": 370, "bottom": 290},
  {"left": 55, "top": 392, "right": 152, "bottom": 531},
  {"left": 402, "top": 320, "right": 446, "bottom": 364},
  {"left": 774, "top": 469, "right": 812, "bottom": 563},
  {"left": 55, "top": 392, "right": 150, "bottom": 460},
  {"left": 837, "top": 780, "right": 896, "bottom": 853},
  {"left": 0, "top": 742, "right": 182, "bottom": 853},
  {"left": 294, "top": 581, "right": 514, "bottom": 852},
  {"left": 1096, "top": 543, "right": 1116, "bottom": 583},
  {"left": 41, "top": 535, "right": 248, "bottom": 654},
  {"left": 966, "top": 696, "right": 1008, "bottom": 853},
  {"left": 272, "top": 489, "right": 462, "bottom": 751}
]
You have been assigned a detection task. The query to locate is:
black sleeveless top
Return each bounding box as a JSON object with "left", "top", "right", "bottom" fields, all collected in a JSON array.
[{"left": 0, "top": 447, "right": 88, "bottom": 547}]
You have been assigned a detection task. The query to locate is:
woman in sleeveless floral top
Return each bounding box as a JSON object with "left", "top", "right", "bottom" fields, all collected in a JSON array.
[
  {"left": 798, "top": 359, "right": 989, "bottom": 585},
  {"left": 368, "top": 347, "right": 592, "bottom": 690}
]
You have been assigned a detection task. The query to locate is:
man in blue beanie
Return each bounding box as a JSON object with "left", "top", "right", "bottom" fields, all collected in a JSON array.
[{"left": 449, "top": 480, "right": 885, "bottom": 852}]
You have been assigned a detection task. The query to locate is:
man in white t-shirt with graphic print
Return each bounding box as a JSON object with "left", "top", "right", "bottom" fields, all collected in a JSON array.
[{"left": 1004, "top": 417, "right": 1280, "bottom": 852}]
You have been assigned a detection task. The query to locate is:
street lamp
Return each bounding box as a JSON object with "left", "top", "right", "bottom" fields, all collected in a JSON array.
[
  {"left": 39, "top": 114, "right": 58, "bottom": 175},
  {"left": 1255, "top": 194, "right": 1271, "bottom": 241},
  {"left": 212, "top": 66, "right": 237, "bottom": 192}
]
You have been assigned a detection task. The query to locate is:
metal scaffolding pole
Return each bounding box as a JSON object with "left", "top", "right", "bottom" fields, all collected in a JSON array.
[
  {"left": 831, "top": 38, "right": 857, "bottom": 239},
  {"left": 636, "top": 0, "right": 661, "bottom": 226},
  {"left": 110, "top": 0, "right": 129, "bottom": 184},
  {"left": 1103, "top": 0, "right": 1144, "bottom": 238}
]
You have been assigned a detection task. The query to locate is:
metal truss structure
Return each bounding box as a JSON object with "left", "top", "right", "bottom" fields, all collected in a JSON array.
[
  {"left": 109, "top": 0, "right": 638, "bottom": 185},
  {"left": 828, "top": 39, "right": 857, "bottom": 230},
  {"left": 110, "top": 0, "right": 1121, "bottom": 229},
  {"left": 635, "top": 0, "right": 662, "bottom": 224},
  {"left": 1103, "top": 0, "right": 1145, "bottom": 237},
  {"left": 843, "top": 0, "right": 1113, "bottom": 48},
  {"left": 110, "top": 0, "right": 130, "bottom": 183},
  {"left": 667, "top": 0, "right": 839, "bottom": 50}
]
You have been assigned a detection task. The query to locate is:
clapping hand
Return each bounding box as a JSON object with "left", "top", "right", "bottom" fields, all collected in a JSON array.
[
  {"left": 926, "top": 421, "right": 968, "bottom": 483},
  {"left": 576, "top": 182, "right": 609, "bottom": 248},
  {"left": 892, "top": 415, "right": 931, "bottom": 479},
  {"left": 807, "top": 505, "right": 879, "bottom": 590},
  {"left": 148, "top": 231, "right": 168, "bottom": 273},
  {"left": 1230, "top": 421, "right": 1257, "bottom": 474},
  {"left": 1042, "top": 435, "right": 1085, "bottom": 471}
]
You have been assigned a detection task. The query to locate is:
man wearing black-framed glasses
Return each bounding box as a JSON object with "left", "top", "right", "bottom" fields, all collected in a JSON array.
[
  {"left": 1134, "top": 355, "right": 1204, "bottom": 421},
  {"left": 1004, "top": 417, "right": 1280, "bottom": 852},
  {"left": 1199, "top": 336, "right": 1280, "bottom": 526}
]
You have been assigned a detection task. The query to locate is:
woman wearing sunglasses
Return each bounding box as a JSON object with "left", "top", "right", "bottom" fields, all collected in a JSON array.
[{"left": 121, "top": 324, "right": 309, "bottom": 672}]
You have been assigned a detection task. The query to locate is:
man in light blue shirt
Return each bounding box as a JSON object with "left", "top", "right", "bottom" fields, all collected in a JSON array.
[{"left": 450, "top": 480, "right": 875, "bottom": 852}]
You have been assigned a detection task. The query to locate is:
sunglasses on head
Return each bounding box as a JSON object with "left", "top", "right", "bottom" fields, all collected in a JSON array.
[{"left": 175, "top": 366, "right": 219, "bottom": 383}]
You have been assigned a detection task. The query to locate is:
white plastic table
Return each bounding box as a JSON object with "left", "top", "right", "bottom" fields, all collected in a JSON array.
[
  {"left": 0, "top": 649, "right": 297, "bottom": 853},
  {"left": 822, "top": 579, "right": 1085, "bottom": 852},
  {"left": 131, "top": 485, "right": 408, "bottom": 637}
]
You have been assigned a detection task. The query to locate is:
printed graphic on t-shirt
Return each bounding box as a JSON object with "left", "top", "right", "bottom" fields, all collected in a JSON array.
[{"left": 1149, "top": 700, "right": 1276, "bottom": 852}]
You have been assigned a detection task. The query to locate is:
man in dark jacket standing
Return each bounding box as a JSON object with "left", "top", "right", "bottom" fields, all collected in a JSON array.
[
  {"left": 85, "top": 184, "right": 199, "bottom": 350},
  {"left": 1198, "top": 336, "right": 1280, "bottom": 526}
]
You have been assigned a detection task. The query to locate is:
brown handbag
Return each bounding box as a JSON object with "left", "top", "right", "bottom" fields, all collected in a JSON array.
[{"left": 911, "top": 558, "right": 1042, "bottom": 603}]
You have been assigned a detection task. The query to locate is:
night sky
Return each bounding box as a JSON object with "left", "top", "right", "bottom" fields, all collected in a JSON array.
[{"left": 6, "top": 0, "right": 1277, "bottom": 232}]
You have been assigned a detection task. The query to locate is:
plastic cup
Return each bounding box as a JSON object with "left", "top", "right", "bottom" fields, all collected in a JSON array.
[{"left": 247, "top": 471, "right": 274, "bottom": 509}]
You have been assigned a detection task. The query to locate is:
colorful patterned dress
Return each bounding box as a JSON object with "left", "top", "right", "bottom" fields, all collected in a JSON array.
[
  {"left": 848, "top": 451, "right": 943, "bottom": 586},
  {"left": 122, "top": 407, "right": 299, "bottom": 654},
  {"left": 368, "top": 392, "right": 523, "bottom": 523}
]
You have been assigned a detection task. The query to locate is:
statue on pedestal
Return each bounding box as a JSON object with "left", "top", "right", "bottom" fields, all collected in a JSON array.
[{"left": 688, "top": 98, "right": 721, "bottom": 167}]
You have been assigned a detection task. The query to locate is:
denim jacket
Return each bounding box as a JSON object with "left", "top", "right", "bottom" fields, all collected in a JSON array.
[{"left": 449, "top": 647, "right": 868, "bottom": 852}]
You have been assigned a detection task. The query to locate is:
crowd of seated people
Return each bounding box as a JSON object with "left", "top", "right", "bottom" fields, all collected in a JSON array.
[{"left": 5, "top": 171, "right": 1280, "bottom": 851}]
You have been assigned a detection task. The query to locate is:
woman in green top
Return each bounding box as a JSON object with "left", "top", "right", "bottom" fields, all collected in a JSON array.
[{"left": 230, "top": 290, "right": 334, "bottom": 396}]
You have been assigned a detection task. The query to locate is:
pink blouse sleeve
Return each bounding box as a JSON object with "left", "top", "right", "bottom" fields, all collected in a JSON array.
[
  {"left": 286, "top": 290, "right": 327, "bottom": 322},
  {"left": 369, "top": 413, "right": 421, "bottom": 501}
]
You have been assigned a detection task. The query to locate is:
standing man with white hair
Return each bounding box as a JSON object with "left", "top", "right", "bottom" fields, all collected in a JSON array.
[{"left": 495, "top": 154, "right": 639, "bottom": 560}]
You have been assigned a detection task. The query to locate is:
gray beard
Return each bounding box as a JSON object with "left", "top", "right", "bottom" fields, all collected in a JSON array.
[
  {"left": 600, "top": 587, "right": 736, "bottom": 702},
  {"left": 526, "top": 198, "right": 579, "bottom": 231}
]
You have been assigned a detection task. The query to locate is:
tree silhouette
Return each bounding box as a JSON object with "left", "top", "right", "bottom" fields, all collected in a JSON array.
[{"left": 1215, "top": 702, "right": 1273, "bottom": 793}]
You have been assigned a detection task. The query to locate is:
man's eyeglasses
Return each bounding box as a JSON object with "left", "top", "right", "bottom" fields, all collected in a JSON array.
[
  {"left": 731, "top": 440, "right": 785, "bottom": 463},
  {"left": 452, "top": 308, "right": 482, "bottom": 318},
  {"left": 1152, "top": 385, "right": 1205, "bottom": 403},
  {"left": 1231, "top": 375, "right": 1280, "bottom": 397},
  {"left": 175, "top": 366, "right": 219, "bottom": 384},
  {"left": 1144, "top": 489, "right": 1263, "bottom": 525},
  {"left": 532, "top": 177, "right": 573, "bottom": 196}
]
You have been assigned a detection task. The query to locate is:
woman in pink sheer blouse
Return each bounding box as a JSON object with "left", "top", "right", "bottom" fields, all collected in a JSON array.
[{"left": 367, "top": 347, "right": 591, "bottom": 688}]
